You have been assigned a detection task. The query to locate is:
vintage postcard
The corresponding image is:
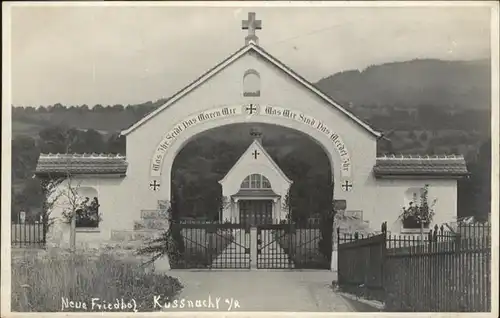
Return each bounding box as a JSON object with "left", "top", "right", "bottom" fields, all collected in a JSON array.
[{"left": 2, "top": 1, "right": 499, "bottom": 317}]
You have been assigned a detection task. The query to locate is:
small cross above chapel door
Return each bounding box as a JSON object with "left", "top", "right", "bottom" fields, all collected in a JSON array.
[{"left": 252, "top": 150, "right": 260, "bottom": 159}]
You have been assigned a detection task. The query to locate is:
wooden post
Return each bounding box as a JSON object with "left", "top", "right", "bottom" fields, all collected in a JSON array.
[
  {"left": 420, "top": 218, "right": 424, "bottom": 245},
  {"left": 68, "top": 207, "right": 77, "bottom": 300},
  {"left": 70, "top": 210, "right": 76, "bottom": 251}
]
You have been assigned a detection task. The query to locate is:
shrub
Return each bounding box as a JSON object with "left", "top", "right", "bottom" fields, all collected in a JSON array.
[{"left": 11, "top": 251, "right": 183, "bottom": 312}]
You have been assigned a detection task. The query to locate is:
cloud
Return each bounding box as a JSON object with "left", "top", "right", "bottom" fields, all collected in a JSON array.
[{"left": 9, "top": 5, "right": 491, "bottom": 106}]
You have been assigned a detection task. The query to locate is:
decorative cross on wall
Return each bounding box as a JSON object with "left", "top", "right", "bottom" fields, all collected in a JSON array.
[
  {"left": 242, "top": 12, "right": 262, "bottom": 44},
  {"left": 341, "top": 180, "right": 353, "bottom": 192},
  {"left": 150, "top": 180, "right": 161, "bottom": 191},
  {"left": 252, "top": 150, "right": 260, "bottom": 159},
  {"left": 246, "top": 104, "right": 257, "bottom": 115}
]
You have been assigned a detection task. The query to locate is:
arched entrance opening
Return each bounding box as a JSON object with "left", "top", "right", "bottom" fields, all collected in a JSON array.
[
  {"left": 169, "top": 122, "right": 334, "bottom": 269},
  {"left": 171, "top": 123, "right": 333, "bottom": 223}
]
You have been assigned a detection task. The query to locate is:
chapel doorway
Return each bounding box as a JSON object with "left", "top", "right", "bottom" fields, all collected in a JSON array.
[{"left": 239, "top": 200, "right": 273, "bottom": 225}]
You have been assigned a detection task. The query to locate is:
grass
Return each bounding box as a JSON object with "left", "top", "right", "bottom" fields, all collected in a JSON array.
[
  {"left": 276, "top": 229, "right": 330, "bottom": 269},
  {"left": 170, "top": 228, "right": 234, "bottom": 268},
  {"left": 11, "top": 250, "right": 183, "bottom": 312}
]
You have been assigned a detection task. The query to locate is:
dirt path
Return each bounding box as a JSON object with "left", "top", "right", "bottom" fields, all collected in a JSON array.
[{"left": 159, "top": 270, "right": 354, "bottom": 312}]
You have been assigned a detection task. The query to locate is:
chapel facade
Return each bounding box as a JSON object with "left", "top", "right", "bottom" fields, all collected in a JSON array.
[{"left": 218, "top": 128, "right": 293, "bottom": 225}]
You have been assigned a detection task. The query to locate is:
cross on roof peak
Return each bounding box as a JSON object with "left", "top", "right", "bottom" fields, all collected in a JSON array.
[{"left": 242, "top": 12, "right": 262, "bottom": 45}]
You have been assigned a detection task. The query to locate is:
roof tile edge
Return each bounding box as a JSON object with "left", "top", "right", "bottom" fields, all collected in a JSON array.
[
  {"left": 38, "top": 153, "right": 126, "bottom": 159},
  {"left": 376, "top": 154, "right": 465, "bottom": 160}
]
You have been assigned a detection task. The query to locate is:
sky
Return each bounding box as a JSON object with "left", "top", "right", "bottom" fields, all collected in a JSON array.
[{"left": 8, "top": 3, "right": 492, "bottom": 107}]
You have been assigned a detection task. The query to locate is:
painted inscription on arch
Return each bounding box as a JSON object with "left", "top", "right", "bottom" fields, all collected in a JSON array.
[
  {"left": 151, "top": 106, "right": 241, "bottom": 176},
  {"left": 261, "top": 106, "right": 351, "bottom": 176},
  {"left": 150, "top": 105, "right": 352, "bottom": 178}
]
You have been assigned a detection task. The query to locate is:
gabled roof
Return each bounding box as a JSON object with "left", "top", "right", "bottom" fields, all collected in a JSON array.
[
  {"left": 121, "top": 41, "right": 381, "bottom": 137},
  {"left": 35, "top": 153, "right": 127, "bottom": 176},
  {"left": 373, "top": 154, "right": 469, "bottom": 178},
  {"left": 219, "top": 139, "right": 292, "bottom": 184}
]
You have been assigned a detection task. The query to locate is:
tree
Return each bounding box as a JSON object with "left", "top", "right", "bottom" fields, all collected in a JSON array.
[
  {"left": 81, "top": 129, "right": 105, "bottom": 153},
  {"left": 52, "top": 103, "right": 65, "bottom": 112},
  {"left": 407, "top": 130, "right": 416, "bottom": 140},
  {"left": 137, "top": 185, "right": 185, "bottom": 267},
  {"left": 38, "top": 126, "right": 83, "bottom": 250},
  {"left": 39, "top": 126, "right": 106, "bottom": 154},
  {"left": 426, "top": 145, "right": 436, "bottom": 155},
  {"left": 449, "top": 146, "right": 459, "bottom": 155},
  {"left": 78, "top": 197, "right": 100, "bottom": 227},
  {"left": 21, "top": 178, "right": 45, "bottom": 218},
  {"left": 39, "top": 125, "right": 75, "bottom": 154},
  {"left": 111, "top": 104, "right": 125, "bottom": 112},
  {"left": 78, "top": 104, "right": 89, "bottom": 113},
  {"left": 211, "top": 142, "right": 238, "bottom": 174},
  {"left": 11, "top": 187, "right": 20, "bottom": 223},
  {"left": 460, "top": 138, "right": 491, "bottom": 221},
  {"left": 60, "top": 178, "right": 93, "bottom": 230},
  {"left": 281, "top": 190, "right": 292, "bottom": 222},
  {"left": 399, "top": 185, "right": 437, "bottom": 242},
  {"left": 218, "top": 196, "right": 232, "bottom": 222},
  {"left": 12, "top": 189, "right": 28, "bottom": 223},
  {"left": 377, "top": 138, "right": 394, "bottom": 155},
  {"left": 318, "top": 180, "right": 335, "bottom": 261},
  {"left": 11, "top": 135, "right": 40, "bottom": 179},
  {"left": 92, "top": 104, "right": 104, "bottom": 112},
  {"left": 38, "top": 176, "right": 64, "bottom": 238},
  {"left": 417, "top": 104, "right": 448, "bottom": 129},
  {"left": 419, "top": 131, "right": 428, "bottom": 142},
  {"left": 12, "top": 107, "right": 23, "bottom": 116},
  {"left": 107, "top": 132, "right": 126, "bottom": 154}
]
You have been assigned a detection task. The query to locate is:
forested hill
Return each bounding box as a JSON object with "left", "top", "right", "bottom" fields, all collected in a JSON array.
[
  {"left": 11, "top": 58, "right": 491, "bottom": 139},
  {"left": 11, "top": 58, "right": 492, "bottom": 223},
  {"left": 316, "top": 58, "right": 491, "bottom": 110}
]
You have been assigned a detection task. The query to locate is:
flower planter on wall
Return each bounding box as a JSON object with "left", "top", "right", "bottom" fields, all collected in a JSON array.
[{"left": 402, "top": 215, "right": 429, "bottom": 229}]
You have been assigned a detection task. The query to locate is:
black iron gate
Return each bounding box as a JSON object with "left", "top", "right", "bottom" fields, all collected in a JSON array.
[
  {"left": 257, "top": 220, "right": 332, "bottom": 269},
  {"left": 257, "top": 223, "right": 294, "bottom": 269},
  {"left": 170, "top": 221, "right": 251, "bottom": 269}
]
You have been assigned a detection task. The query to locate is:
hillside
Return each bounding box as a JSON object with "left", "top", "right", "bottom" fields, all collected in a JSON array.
[
  {"left": 315, "top": 59, "right": 491, "bottom": 110},
  {"left": 11, "top": 58, "right": 491, "bottom": 140},
  {"left": 10, "top": 58, "right": 492, "bottom": 224}
]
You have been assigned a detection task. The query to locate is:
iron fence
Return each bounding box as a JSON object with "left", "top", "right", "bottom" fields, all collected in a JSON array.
[
  {"left": 11, "top": 222, "right": 47, "bottom": 248},
  {"left": 338, "top": 222, "right": 491, "bottom": 312}
]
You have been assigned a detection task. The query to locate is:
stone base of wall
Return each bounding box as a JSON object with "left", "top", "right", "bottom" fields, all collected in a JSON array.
[
  {"left": 43, "top": 200, "right": 172, "bottom": 271},
  {"left": 110, "top": 229, "right": 160, "bottom": 242}
]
